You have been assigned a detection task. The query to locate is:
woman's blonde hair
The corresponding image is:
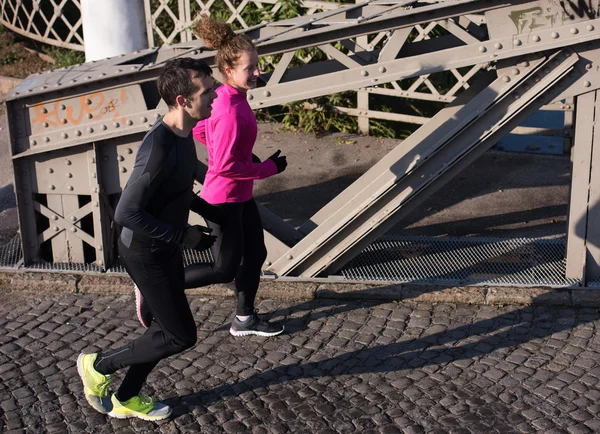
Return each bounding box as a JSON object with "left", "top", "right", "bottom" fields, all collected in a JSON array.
[{"left": 193, "top": 15, "right": 256, "bottom": 76}]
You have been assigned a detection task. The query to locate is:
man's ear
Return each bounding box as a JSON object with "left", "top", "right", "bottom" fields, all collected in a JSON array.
[{"left": 174, "top": 94, "right": 187, "bottom": 107}]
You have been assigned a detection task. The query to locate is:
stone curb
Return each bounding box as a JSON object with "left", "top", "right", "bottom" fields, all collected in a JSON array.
[{"left": 1, "top": 270, "right": 599, "bottom": 306}]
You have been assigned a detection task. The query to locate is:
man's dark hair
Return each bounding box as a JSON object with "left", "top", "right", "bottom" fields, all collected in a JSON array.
[{"left": 157, "top": 58, "right": 213, "bottom": 107}]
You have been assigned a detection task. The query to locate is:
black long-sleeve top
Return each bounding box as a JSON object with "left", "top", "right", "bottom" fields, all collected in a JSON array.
[{"left": 115, "top": 118, "right": 213, "bottom": 252}]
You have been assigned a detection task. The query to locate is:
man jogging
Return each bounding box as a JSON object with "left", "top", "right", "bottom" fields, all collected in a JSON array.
[{"left": 76, "top": 57, "right": 222, "bottom": 421}]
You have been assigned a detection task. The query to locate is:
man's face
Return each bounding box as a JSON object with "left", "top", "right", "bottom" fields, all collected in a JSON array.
[{"left": 186, "top": 73, "right": 217, "bottom": 121}]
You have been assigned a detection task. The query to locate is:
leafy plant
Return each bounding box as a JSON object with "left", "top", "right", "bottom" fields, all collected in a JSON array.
[
  {"left": 0, "top": 50, "right": 22, "bottom": 65},
  {"left": 43, "top": 47, "right": 84, "bottom": 69}
]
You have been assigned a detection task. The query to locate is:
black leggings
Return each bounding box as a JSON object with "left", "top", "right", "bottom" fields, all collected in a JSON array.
[
  {"left": 184, "top": 198, "right": 267, "bottom": 316},
  {"left": 94, "top": 241, "right": 197, "bottom": 401}
]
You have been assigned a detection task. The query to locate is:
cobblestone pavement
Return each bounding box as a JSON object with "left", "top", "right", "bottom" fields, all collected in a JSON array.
[{"left": 1, "top": 291, "right": 600, "bottom": 434}]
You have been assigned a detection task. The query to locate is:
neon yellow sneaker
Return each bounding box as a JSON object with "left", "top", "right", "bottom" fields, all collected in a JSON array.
[
  {"left": 76, "top": 353, "right": 113, "bottom": 413},
  {"left": 108, "top": 394, "right": 172, "bottom": 421}
]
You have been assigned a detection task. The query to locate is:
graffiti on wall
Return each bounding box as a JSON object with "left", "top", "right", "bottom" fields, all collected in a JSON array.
[
  {"left": 509, "top": 0, "right": 599, "bottom": 34},
  {"left": 31, "top": 89, "right": 127, "bottom": 133}
]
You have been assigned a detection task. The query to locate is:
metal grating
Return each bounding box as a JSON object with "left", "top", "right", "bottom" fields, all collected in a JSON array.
[
  {"left": 341, "top": 236, "right": 580, "bottom": 287},
  {"left": 0, "top": 234, "right": 581, "bottom": 287}
]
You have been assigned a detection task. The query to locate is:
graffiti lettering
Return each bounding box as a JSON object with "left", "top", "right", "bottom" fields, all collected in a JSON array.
[
  {"left": 100, "top": 99, "right": 119, "bottom": 115},
  {"left": 560, "top": 0, "right": 597, "bottom": 19},
  {"left": 31, "top": 89, "right": 126, "bottom": 133}
]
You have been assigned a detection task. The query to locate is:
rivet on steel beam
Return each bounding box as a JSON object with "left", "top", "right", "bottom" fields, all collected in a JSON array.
[
  {"left": 90, "top": 157, "right": 95, "bottom": 163},
  {"left": 49, "top": 184, "right": 55, "bottom": 190},
  {"left": 127, "top": 148, "right": 133, "bottom": 154},
  {"left": 520, "top": 61, "right": 530, "bottom": 67},
  {"left": 512, "top": 68, "right": 520, "bottom": 75},
  {"left": 41, "top": 85, "right": 47, "bottom": 90},
  {"left": 494, "top": 42, "right": 502, "bottom": 49},
  {"left": 361, "top": 70, "right": 368, "bottom": 76},
  {"left": 92, "top": 173, "right": 97, "bottom": 178},
  {"left": 71, "top": 216, "right": 76, "bottom": 221},
  {"left": 42, "top": 108, "right": 48, "bottom": 114},
  {"left": 532, "top": 35, "right": 541, "bottom": 42},
  {"left": 94, "top": 202, "right": 99, "bottom": 207},
  {"left": 14, "top": 91, "right": 19, "bottom": 95},
  {"left": 65, "top": 159, "right": 72, "bottom": 165},
  {"left": 30, "top": 139, "right": 36, "bottom": 146},
  {"left": 263, "top": 90, "right": 271, "bottom": 97},
  {"left": 71, "top": 227, "right": 77, "bottom": 233},
  {"left": 86, "top": 99, "right": 92, "bottom": 105},
  {"left": 551, "top": 32, "right": 559, "bottom": 39},
  {"left": 61, "top": 133, "right": 68, "bottom": 139},
  {"left": 131, "top": 66, "right": 137, "bottom": 71},
  {"left": 588, "top": 24, "right": 595, "bottom": 31},
  {"left": 378, "top": 66, "right": 386, "bottom": 73},
  {"left": 53, "top": 226, "right": 59, "bottom": 232},
  {"left": 141, "top": 116, "right": 147, "bottom": 122},
  {"left": 114, "top": 122, "right": 120, "bottom": 128},
  {"left": 75, "top": 130, "right": 81, "bottom": 136},
  {"left": 97, "top": 245, "right": 103, "bottom": 251},
  {"left": 48, "top": 168, "right": 53, "bottom": 174},
  {"left": 502, "top": 76, "right": 510, "bottom": 83},
  {"left": 87, "top": 127, "right": 94, "bottom": 133},
  {"left": 62, "top": 119, "right": 67, "bottom": 124},
  {"left": 43, "top": 122, "right": 49, "bottom": 127},
  {"left": 287, "top": 255, "right": 293, "bottom": 259},
  {"left": 120, "top": 167, "right": 127, "bottom": 173},
  {"left": 100, "top": 73, "right": 106, "bottom": 77},
  {"left": 67, "top": 173, "right": 73, "bottom": 178},
  {"left": 514, "top": 39, "right": 522, "bottom": 46},
  {"left": 94, "top": 187, "right": 98, "bottom": 193},
  {"left": 584, "top": 80, "right": 592, "bottom": 87},
  {"left": 479, "top": 46, "right": 487, "bottom": 52},
  {"left": 127, "top": 120, "right": 133, "bottom": 126},
  {"left": 44, "top": 137, "right": 50, "bottom": 142},
  {"left": 85, "top": 76, "right": 91, "bottom": 80},
  {"left": 154, "top": 113, "right": 160, "bottom": 119},
  {"left": 571, "top": 28, "right": 579, "bottom": 34},
  {"left": 116, "top": 69, "right": 123, "bottom": 74},
  {"left": 587, "top": 63, "right": 593, "bottom": 70},
  {"left": 101, "top": 124, "right": 107, "bottom": 130},
  {"left": 247, "top": 94, "right": 254, "bottom": 100},
  {"left": 118, "top": 155, "right": 124, "bottom": 161},
  {"left": 87, "top": 113, "right": 93, "bottom": 119}
]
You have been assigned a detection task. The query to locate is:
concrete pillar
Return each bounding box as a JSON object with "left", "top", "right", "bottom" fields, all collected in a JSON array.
[{"left": 81, "top": 0, "right": 148, "bottom": 62}]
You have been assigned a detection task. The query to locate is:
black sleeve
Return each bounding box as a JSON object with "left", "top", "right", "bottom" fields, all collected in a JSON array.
[{"left": 114, "top": 127, "right": 181, "bottom": 243}]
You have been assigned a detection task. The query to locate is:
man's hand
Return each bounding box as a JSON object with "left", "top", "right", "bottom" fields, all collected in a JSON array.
[
  {"left": 181, "top": 225, "right": 216, "bottom": 251},
  {"left": 267, "top": 150, "right": 287, "bottom": 173}
]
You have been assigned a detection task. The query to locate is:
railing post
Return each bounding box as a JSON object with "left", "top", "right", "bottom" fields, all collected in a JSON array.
[{"left": 81, "top": 0, "right": 148, "bottom": 61}]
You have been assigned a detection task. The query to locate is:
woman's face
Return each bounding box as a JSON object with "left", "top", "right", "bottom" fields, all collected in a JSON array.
[{"left": 225, "top": 50, "right": 260, "bottom": 93}]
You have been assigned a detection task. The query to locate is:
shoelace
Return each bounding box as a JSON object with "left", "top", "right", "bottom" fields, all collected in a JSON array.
[{"left": 97, "top": 374, "right": 113, "bottom": 396}]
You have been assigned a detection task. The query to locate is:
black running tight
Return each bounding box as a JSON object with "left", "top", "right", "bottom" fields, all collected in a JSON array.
[{"left": 184, "top": 198, "right": 267, "bottom": 316}]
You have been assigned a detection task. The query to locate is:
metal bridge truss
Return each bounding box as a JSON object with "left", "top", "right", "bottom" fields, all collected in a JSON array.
[{"left": 5, "top": 0, "right": 600, "bottom": 285}]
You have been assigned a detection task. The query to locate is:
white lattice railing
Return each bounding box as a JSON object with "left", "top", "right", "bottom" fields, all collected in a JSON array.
[
  {"left": 0, "top": 0, "right": 343, "bottom": 51},
  {"left": 0, "top": 0, "right": 84, "bottom": 51}
]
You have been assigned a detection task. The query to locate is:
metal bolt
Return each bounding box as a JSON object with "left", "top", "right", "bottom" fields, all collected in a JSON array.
[
  {"left": 479, "top": 46, "right": 487, "bottom": 53},
  {"left": 30, "top": 139, "right": 36, "bottom": 146},
  {"left": 87, "top": 127, "right": 94, "bottom": 133},
  {"left": 247, "top": 94, "right": 254, "bottom": 100},
  {"left": 94, "top": 202, "right": 99, "bottom": 207},
  {"left": 118, "top": 155, "right": 124, "bottom": 161},
  {"left": 67, "top": 172, "right": 73, "bottom": 178},
  {"left": 44, "top": 136, "right": 50, "bottom": 142},
  {"left": 287, "top": 255, "right": 293, "bottom": 259},
  {"left": 121, "top": 167, "right": 127, "bottom": 173},
  {"left": 101, "top": 125, "right": 107, "bottom": 130},
  {"left": 588, "top": 24, "right": 595, "bottom": 31},
  {"left": 90, "top": 157, "right": 95, "bottom": 163},
  {"left": 584, "top": 80, "right": 592, "bottom": 87},
  {"left": 52, "top": 215, "right": 58, "bottom": 220},
  {"left": 68, "top": 185, "right": 74, "bottom": 191},
  {"left": 127, "top": 120, "right": 133, "bottom": 126},
  {"left": 53, "top": 226, "right": 59, "bottom": 232},
  {"left": 494, "top": 42, "right": 502, "bottom": 49},
  {"left": 71, "top": 227, "right": 77, "bottom": 233},
  {"left": 127, "top": 148, "right": 133, "bottom": 154},
  {"left": 514, "top": 39, "right": 522, "bottom": 46},
  {"left": 114, "top": 122, "right": 120, "bottom": 128},
  {"left": 92, "top": 173, "right": 97, "bottom": 178},
  {"left": 65, "top": 159, "right": 72, "bottom": 165},
  {"left": 42, "top": 108, "right": 48, "bottom": 114},
  {"left": 532, "top": 35, "right": 541, "bottom": 42},
  {"left": 60, "top": 104, "right": 66, "bottom": 110},
  {"left": 47, "top": 168, "right": 53, "bottom": 174},
  {"left": 71, "top": 216, "right": 76, "bottom": 221},
  {"left": 571, "top": 28, "right": 579, "bottom": 34},
  {"left": 75, "top": 130, "right": 81, "bottom": 136},
  {"left": 265, "top": 261, "right": 272, "bottom": 266},
  {"left": 87, "top": 113, "right": 93, "bottom": 119},
  {"left": 49, "top": 184, "right": 55, "bottom": 190},
  {"left": 86, "top": 99, "right": 92, "bottom": 105},
  {"left": 512, "top": 68, "right": 520, "bottom": 75},
  {"left": 97, "top": 245, "right": 103, "bottom": 251},
  {"left": 587, "top": 63, "right": 593, "bottom": 70},
  {"left": 361, "top": 70, "right": 368, "bottom": 77},
  {"left": 141, "top": 116, "right": 147, "bottom": 122},
  {"left": 521, "top": 61, "right": 530, "bottom": 68},
  {"left": 551, "top": 32, "right": 559, "bottom": 39},
  {"left": 263, "top": 90, "right": 271, "bottom": 97},
  {"left": 43, "top": 122, "right": 49, "bottom": 128},
  {"left": 154, "top": 113, "right": 160, "bottom": 119},
  {"left": 502, "top": 76, "right": 510, "bottom": 83},
  {"left": 61, "top": 133, "right": 68, "bottom": 139},
  {"left": 62, "top": 118, "right": 67, "bottom": 124},
  {"left": 378, "top": 66, "right": 386, "bottom": 73}
]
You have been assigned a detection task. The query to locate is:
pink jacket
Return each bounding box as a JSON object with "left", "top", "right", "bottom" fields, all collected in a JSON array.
[{"left": 193, "top": 84, "right": 278, "bottom": 204}]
